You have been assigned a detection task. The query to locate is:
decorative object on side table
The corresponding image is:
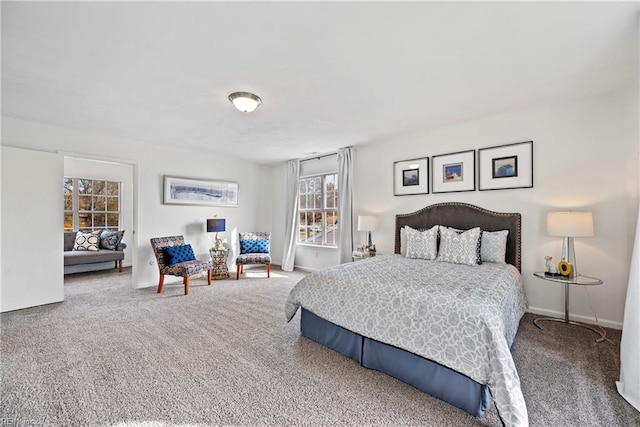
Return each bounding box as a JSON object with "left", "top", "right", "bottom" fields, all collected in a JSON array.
[
  {"left": 207, "top": 217, "right": 226, "bottom": 250},
  {"left": 357, "top": 215, "right": 379, "bottom": 256},
  {"left": 209, "top": 248, "right": 230, "bottom": 280},
  {"left": 547, "top": 211, "right": 594, "bottom": 278}
]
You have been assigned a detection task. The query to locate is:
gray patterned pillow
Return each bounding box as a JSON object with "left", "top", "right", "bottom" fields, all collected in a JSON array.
[
  {"left": 73, "top": 231, "right": 101, "bottom": 251},
  {"left": 436, "top": 226, "right": 482, "bottom": 266},
  {"left": 481, "top": 230, "right": 509, "bottom": 263},
  {"left": 405, "top": 225, "right": 439, "bottom": 260},
  {"left": 100, "top": 230, "right": 125, "bottom": 250}
]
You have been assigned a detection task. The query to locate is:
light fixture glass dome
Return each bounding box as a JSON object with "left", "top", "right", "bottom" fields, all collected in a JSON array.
[{"left": 228, "top": 92, "right": 262, "bottom": 113}]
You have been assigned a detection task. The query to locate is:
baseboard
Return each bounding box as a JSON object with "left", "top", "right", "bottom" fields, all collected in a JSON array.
[{"left": 526, "top": 306, "right": 622, "bottom": 330}]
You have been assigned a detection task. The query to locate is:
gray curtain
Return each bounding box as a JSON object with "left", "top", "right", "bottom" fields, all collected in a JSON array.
[
  {"left": 281, "top": 159, "right": 300, "bottom": 271},
  {"left": 337, "top": 147, "right": 354, "bottom": 264}
]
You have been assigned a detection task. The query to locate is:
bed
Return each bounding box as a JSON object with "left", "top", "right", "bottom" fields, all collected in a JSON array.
[{"left": 285, "top": 202, "right": 528, "bottom": 427}]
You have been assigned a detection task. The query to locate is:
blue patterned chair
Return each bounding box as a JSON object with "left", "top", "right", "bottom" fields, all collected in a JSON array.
[
  {"left": 150, "top": 235, "right": 213, "bottom": 295},
  {"left": 236, "top": 232, "right": 271, "bottom": 280}
]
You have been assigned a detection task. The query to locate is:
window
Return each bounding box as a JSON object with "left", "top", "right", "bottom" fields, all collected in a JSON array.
[
  {"left": 64, "top": 178, "right": 121, "bottom": 232},
  {"left": 298, "top": 173, "right": 338, "bottom": 247}
]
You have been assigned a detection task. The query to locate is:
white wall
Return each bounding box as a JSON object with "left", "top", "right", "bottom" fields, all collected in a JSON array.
[
  {"left": 272, "top": 89, "right": 639, "bottom": 328},
  {"left": 1, "top": 146, "right": 64, "bottom": 312},
  {"left": 1, "top": 117, "right": 273, "bottom": 291},
  {"left": 64, "top": 157, "right": 134, "bottom": 268}
]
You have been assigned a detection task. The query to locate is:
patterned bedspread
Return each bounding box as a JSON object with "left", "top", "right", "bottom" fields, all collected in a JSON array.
[{"left": 285, "top": 255, "right": 529, "bottom": 427}]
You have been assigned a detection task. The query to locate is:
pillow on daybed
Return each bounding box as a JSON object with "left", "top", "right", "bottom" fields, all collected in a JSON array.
[
  {"left": 163, "top": 244, "right": 196, "bottom": 266},
  {"left": 481, "top": 230, "right": 509, "bottom": 264},
  {"left": 436, "top": 226, "right": 482, "bottom": 266},
  {"left": 404, "top": 225, "right": 439, "bottom": 260},
  {"left": 73, "top": 231, "right": 101, "bottom": 251},
  {"left": 100, "top": 230, "right": 125, "bottom": 250}
]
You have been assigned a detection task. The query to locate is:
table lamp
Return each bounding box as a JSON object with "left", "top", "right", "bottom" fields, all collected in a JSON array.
[
  {"left": 357, "top": 215, "right": 379, "bottom": 252},
  {"left": 547, "top": 211, "right": 594, "bottom": 278},
  {"left": 207, "top": 218, "right": 226, "bottom": 250}
]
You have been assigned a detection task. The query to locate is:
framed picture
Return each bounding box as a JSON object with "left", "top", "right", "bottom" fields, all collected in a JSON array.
[
  {"left": 394, "top": 157, "right": 429, "bottom": 195},
  {"left": 163, "top": 176, "right": 238, "bottom": 207},
  {"left": 479, "top": 141, "right": 533, "bottom": 191},
  {"left": 431, "top": 150, "right": 475, "bottom": 193}
]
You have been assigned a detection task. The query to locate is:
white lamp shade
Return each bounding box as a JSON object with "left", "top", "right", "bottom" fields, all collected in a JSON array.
[
  {"left": 547, "top": 211, "right": 594, "bottom": 237},
  {"left": 357, "top": 215, "right": 379, "bottom": 231}
]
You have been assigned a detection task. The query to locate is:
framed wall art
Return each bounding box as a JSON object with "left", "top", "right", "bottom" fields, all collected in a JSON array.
[
  {"left": 393, "top": 157, "right": 429, "bottom": 196},
  {"left": 431, "top": 150, "right": 476, "bottom": 193},
  {"left": 163, "top": 176, "right": 238, "bottom": 207},
  {"left": 478, "top": 141, "right": 533, "bottom": 191}
]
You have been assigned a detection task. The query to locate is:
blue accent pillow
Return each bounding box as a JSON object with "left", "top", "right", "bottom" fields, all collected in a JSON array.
[
  {"left": 163, "top": 244, "right": 196, "bottom": 266},
  {"left": 100, "top": 230, "right": 125, "bottom": 250},
  {"left": 240, "top": 238, "right": 270, "bottom": 254}
]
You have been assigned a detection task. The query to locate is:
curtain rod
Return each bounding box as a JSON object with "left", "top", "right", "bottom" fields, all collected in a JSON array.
[{"left": 299, "top": 152, "right": 337, "bottom": 163}]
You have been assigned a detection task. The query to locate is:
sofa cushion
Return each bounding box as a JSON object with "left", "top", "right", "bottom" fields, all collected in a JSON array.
[
  {"left": 100, "top": 230, "right": 125, "bottom": 250},
  {"left": 73, "top": 231, "right": 101, "bottom": 251},
  {"left": 64, "top": 249, "right": 124, "bottom": 266},
  {"left": 64, "top": 232, "right": 77, "bottom": 251}
]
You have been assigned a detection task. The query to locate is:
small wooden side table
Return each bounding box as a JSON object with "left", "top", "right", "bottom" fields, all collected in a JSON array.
[{"left": 209, "top": 248, "right": 230, "bottom": 280}]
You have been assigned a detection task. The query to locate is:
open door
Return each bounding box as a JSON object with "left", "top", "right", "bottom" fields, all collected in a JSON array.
[{"left": 1, "top": 146, "right": 64, "bottom": 312}]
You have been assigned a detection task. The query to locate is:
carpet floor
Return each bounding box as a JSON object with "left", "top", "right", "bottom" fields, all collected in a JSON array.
[{"left": 1, "top": 267, "right": 638, "bottom": 426}]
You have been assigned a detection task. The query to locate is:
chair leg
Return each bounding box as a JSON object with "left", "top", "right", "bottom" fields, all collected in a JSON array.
[
  {"left": 236, "top": 264, "right": 241, "bottom": 280},
  {"left": 184, "top": 276, "right": 189, "bottom": 295},
  {"left": 207, "top": 269, "right": 212, "bottom": 285},
  {"left": 267, "top": 263, "right": 270, "bottom": 278},
  {"left": 157, "top": 274, "right": 165, "bottom": 293},
  {"left": 118, "top": 260, "right": 123, "bottom": 272}
]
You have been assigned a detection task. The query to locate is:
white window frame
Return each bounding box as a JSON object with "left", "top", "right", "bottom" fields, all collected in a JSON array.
[
  {"left": 297, "top": 172, "right": 339, "bottom": 248},
  {"left": 64, "top": 177, "right": 122, "bottom": 232}
]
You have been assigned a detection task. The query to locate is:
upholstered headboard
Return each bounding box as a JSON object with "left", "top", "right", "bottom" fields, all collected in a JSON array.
[{"left": 394, "top": 202, "right": 522, "bottom": 272}]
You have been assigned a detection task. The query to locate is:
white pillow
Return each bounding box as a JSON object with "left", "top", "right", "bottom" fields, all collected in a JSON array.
[
  {"left": 405, "top": 225, "right": 439, "bottom": 260},
  {"left": 481, "top": 230, "right": 509, "bottom": 263},
  {"left": 400, "top": 226, "right": 407, "bottom": 257},
  {"left": 436, "top": 226, "right": 482, "bottom": 266},
  {"left": 73, "top": 231, "right": 101, "bottom": 251}
]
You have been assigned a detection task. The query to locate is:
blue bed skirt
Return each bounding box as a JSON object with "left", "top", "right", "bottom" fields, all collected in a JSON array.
[{"left": 300, "top": 308, "right": 492, "bottom": 417}]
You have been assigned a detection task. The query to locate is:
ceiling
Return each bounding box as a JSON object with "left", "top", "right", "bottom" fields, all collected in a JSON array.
[{"left": 2, "top": 2, "right": 638, "bottom": 165}]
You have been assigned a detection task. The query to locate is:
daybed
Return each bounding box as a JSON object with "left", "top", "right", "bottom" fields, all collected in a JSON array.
[
  {"left": 285, "top": 203, "right": 528, "bottom": 427},
  {"left": 64, "top": 231, "right": 126, "bottom": 274}
]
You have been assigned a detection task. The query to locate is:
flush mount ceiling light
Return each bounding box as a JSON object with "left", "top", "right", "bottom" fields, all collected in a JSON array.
[{"left": 228, "top": 92, "right": 262, "bottom": 113}]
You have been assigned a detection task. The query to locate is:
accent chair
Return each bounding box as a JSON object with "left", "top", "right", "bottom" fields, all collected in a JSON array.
[{"left": 236, "top": 231, "right": 271, "bottom": 280}]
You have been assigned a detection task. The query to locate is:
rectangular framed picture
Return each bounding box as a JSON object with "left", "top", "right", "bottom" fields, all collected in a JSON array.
[
  {"left": 163, "top": 176, "right": 238, "bottom": 207},
  {"left": 431, "top": 150, "right": 475, "bottom": 193},
  {"left": 394, "top": 157, "right": 429, "bottom": 195},
  {"left": 479, "top": 141, "right": 533, "bottom": 191}
]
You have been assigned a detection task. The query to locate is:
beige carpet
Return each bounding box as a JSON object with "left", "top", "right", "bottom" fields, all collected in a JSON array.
[{"left": 0, "top": 267, "right": 638, "bottom": 426}]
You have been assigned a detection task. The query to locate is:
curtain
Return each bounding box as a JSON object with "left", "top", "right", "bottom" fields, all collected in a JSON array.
[
  {"left": 337, "top": 147, "right": 354, "bottom": 264},
  {"left": 281, "top": 160, "right": 300, "bottom": 272},
  {"left": 617, "top": 205, "right": 640, "bottom": 412}
]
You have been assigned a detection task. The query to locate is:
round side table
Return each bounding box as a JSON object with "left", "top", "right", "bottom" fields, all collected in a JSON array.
[
  {"left": 532, "top": 272, "right": 606, "bottom": 342},
  {"left": 209, "top": 248, "right": 230, "bottom": 280}
]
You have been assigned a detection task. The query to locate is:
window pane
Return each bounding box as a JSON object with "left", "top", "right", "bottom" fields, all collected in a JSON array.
[
  {"left": 78, "top": 179, "right": 91, "bottom": 194},
  {"left": 64, "top": 213, "right": 73, "bottom": 231},
  {"left": 93, "top": 196, "right": 106, "bottom": 211},
  {"left": 79, "top": 196, "right": 92, "bottom": 211},
  {"left": 64, "top": 194, "right": 73, "bottom": 210},
  {"left": 93, "top": 180, "right": 106, "bottom": 195},
  {"left": 299, "top": 193, "right": 307, "bottom": 209},
  {"left": 78, "top": 213, "right": 91, "bottom": 229},
  {"left": 107, "top": 213, "right": 119, "bottom": 227},
  {"left": 93, "top": 213, "right": 106, "bottom": 229},
  {"left": 63, "top": 177, "right": 73, "bottom": 194},
  {"left": 106, "top": 197, "right": 119, "bottom": 211},
  {"left": 326, "top": 211, "right": 338, "bottom": 246},
  {"left": 106, "top": 181, "right": 119, "bottom": 195}
]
